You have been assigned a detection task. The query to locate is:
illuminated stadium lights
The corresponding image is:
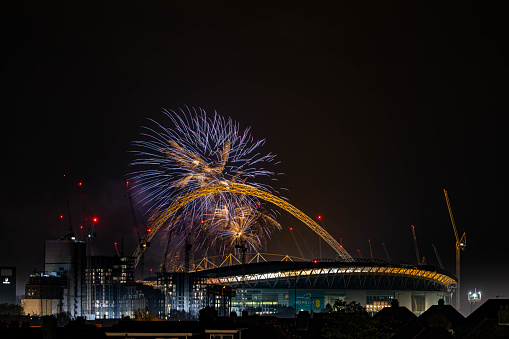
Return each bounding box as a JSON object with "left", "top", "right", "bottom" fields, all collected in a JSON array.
[
  {"left": 366, "top": 304, "right": 390, "bottom": 311},
  {"left": 205, "top": 265, "right": 456, "bottom": 287},
  {"left": 197, "top": 260, "right": 456, "bottom": 317},
  {"left": 199, "top": 266, "right": 455, "bottom": 286}
]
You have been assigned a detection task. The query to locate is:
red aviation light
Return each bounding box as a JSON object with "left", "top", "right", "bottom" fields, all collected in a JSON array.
[
  {"left": 201, "top": 220, "right": 204, "bottom": 224},
  {"left": 147, "top": 228, "right": 152, "bottom": 233},
  {"left": 78, "top": 182, "right": 82, "bottom": 187},
  {"left": 60, "top": 215, "right": 64, "bottom": 219},
  {"left": 313, "top": 259, "right": 318, "bottom": 264},
  {"left": 289, "top": 227, "right": 293, "bottom": 231},
  {"left": 80, "top": 225, "right": 83, "bottom": 229},
  {"left": 317, "top": 215, "right": 322, "bottom": 220},
  {"left": 411, "top": 224, "right": 415, "bottom": 229},
  {"left": 93, "top": 217, "right": 98, "bottom": 223}
]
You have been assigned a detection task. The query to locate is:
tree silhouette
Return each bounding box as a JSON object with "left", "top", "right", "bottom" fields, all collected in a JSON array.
[{"left": 322, "top": 299, "right": 383, "bottom": 339}]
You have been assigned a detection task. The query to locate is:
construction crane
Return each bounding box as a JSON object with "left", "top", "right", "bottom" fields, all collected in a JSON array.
[
  {"left": 235, "top": 238, "right": 248, "bottom": 265},
  {"left": 289, "top": 227, "right": 305, "bottom": 258},
  {"left": 317, "top": 215, "right": 324, "bottom": 258},
  {"left": 125, "top": 179, "right": 146, "bottom": 280},
  {"left": 114, "top": 242, "right": 120, "bottom": 257},
  {"left": 432, "top": 244, "right": 444, "bottom": 269},
  {"left": 184, "top": 233, "right": 192, "bottom": 273},
  {"left": 381, "top": 243, "right": 391, "bottom": 262},
  {"left": 62, "top": 174, "right": 75, "bottom": 238},
  {"left": 160, "top": 230, "right": 174, "bottom": 273},
  {"left": 75, "top": 179, "right": 99, "bottom": 319},
  {"left": 443, "top": 189, "right": 466, "bottom": 311},
  {"left": 411, "top": 225, "right": 422, "bottom": 265}
]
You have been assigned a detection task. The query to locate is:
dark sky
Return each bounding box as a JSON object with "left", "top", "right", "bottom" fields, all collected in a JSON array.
[{"left": 1, "top": 2, "right": 507, "bottom": 313}]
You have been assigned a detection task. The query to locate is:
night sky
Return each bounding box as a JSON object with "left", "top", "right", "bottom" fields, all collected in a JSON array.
[{"left": 1, "top": 2, "right": 507, "bottom": 314}]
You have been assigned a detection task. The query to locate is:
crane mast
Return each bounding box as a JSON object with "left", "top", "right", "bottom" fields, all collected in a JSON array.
[
  {"left": 381, "top": 243, "right": 391, "bottom": 262},
  {"left": 160, "top": 230, "right": 173, "bottom": 273},
  {"left": 432, "top": 244, "right": 444, "bottom": 269},
  {"left": 125, "top": 179, "right": 145, "bottom": 280},
  {"left": 289, "top": 227, "right": 304, "bottom": 258},
  {"left": 443, "top": 189, "right": 466, "bottom": 311},
  {"left": 411, "top": 225, "right": 421, "bottom": 265}
]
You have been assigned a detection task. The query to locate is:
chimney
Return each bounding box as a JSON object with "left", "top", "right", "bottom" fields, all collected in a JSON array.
[{"left": 391, "top": 299, "right": 400, "bottom": 308}]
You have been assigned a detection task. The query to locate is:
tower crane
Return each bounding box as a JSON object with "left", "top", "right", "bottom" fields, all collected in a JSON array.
[
  {"left": 443, "top": 189, "right": 466, "bottom": 311},
  {"left": 381, "top": 243, "right": 391, "bottom": 262},
  {"left": 289, "top": 227, "right": 305, "bottom": 258},
  {"left": 125, "top": 179, "right": 146, "bottom": 280},
  {"left": 432, "top": 244, "right": 444, "bottom": 269},
  {"left": 160, "top": 230, "right": 174, "bottom": 273},
  {"left": 411, "top": 225, "right": 422, "bottom": 265},
  {"left": 62, "top": 174, "right": 75, "bottom": 238},
  {"left": 184, "top": 233, "right": 193, "bottom": 273}
]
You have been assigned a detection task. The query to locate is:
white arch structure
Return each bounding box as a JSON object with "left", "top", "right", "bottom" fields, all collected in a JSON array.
[{"left": 132, "top": 183, "right": 353, "bottom": 267}]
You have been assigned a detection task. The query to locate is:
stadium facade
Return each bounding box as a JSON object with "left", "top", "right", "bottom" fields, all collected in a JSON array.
[
  {"left": 21, "top": 236, "right": 456, "bottom": 319},
  {"left": 201, "top": 259, "right": 456, "bottom": 316},
  {"left": 141, "top": 255, "right": 456, "bottom": 318}
]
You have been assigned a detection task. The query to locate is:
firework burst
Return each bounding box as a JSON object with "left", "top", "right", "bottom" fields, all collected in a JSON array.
[
  {"left": 128, "top": 107, "right": 281, "bottom": 265},
  {"left": 207, "top": 203, "right": 281, "bottom": 255}
]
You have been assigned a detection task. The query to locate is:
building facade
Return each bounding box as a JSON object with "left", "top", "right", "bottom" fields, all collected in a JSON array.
[
  {"left": 22, "top": 236, "right": 148, "bottom": 320},
  {"left": 119, "top": 282, "right": 165, "bottom": 319},
  {"left": 84, "top": 255, "right": 135, "bottom": 319},
  {"left": 153, "top": 272, "right": 207, "bottom": 319},
  {"left": 44, "top": 237, "right": 86, "bottom": 318},
  {"left": 22, "top": 273, "right": 64, "bottom": 316}
]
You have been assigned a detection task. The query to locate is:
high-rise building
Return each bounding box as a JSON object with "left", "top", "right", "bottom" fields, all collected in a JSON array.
[
  {"left": 44, "top": 237, "right": 86, "bottom": 318},
  {"left": 84, "top": 255, "right": 135, "bottom": 319},
  {"left": 119, "top": 282, "right": 165, "bottom": 319},
  {"left": 21, "top": 235, "right": 165, "bottom": 319},
  {"left": 155, "top": 272, "right": 207, "bottom": 319}
]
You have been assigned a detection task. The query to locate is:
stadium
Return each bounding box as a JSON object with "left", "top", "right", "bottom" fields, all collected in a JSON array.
[
  {"left": 148, "top": 253, "right": 456, "bottom": 318},
  {"left": 129, "top": 109, "right": 458, "bottom": 319}
]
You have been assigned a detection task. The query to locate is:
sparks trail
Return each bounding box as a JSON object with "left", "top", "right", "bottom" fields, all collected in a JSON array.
[
  {"left": 205, "top": 199, "right": 281, "bottom": 255},
  {"left": 127, "top": 107, "right": 281, "bottom": 266}
]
